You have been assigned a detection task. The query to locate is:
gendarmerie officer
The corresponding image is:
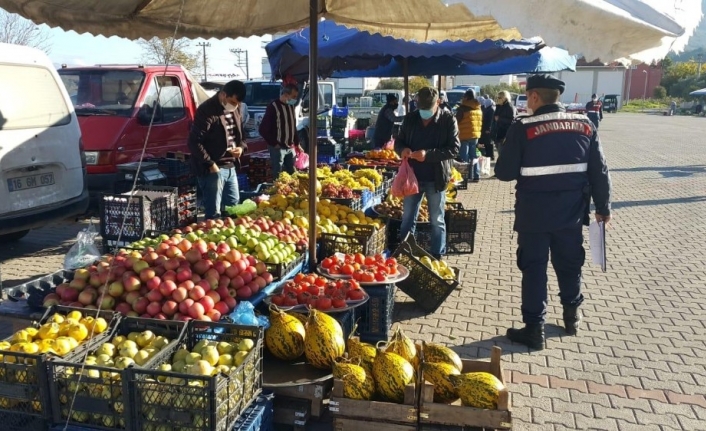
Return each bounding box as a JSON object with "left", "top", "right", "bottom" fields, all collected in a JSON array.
[{"left": 494, "top": 74, "right": 612, "bottom": 350}]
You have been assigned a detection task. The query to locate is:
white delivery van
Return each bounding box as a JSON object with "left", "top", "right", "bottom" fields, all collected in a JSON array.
[{"left": 0, "top": 43, "right": 89, "bottom": 242}]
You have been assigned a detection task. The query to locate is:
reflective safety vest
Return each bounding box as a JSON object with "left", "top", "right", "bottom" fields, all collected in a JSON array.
[{"left": 586, "top": 101, "right": 602, "bottom": 115}]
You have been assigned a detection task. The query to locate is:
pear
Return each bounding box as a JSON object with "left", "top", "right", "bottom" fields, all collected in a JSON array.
[
  {"left": 172, "top": 348, "right": 190, "bottom": 364},
  {"left": 171, "top": 360, "right": 187, "bottom": 373},
  {"left": 127, "top": 332, "right": 141, "bottom": 342},
  {"left": 218, "top": 354, "right": 233, "bottom": 366},
  {"left": 201, "top": 346, "right": 220, "bottom": 367},
  {"left": 193, "top": 340, "right": 211, "bottom": 355},
  {"left": 115, "top": 357, "right": 135, "bottom": 370},
  {"left": 185, "top": 352, "right": 202, "bottom": 365},
  {"left": 95, "top": 343, "right": 116, "bottom": 358},
  {"left": 136, "top": 331, "right": 155, "bottom": 348},
  {"left": 233, "top": 351, "right": 248, "bottom": 367},
  {"left": 133, "top": 350, "right": 151, "bottom": 366},
  {"left": 237, "top": 339, "right": 255, "bottom": 352},
  {"left": 216, "top": 342, "right": 235, "bottom": 355},
  {"left": 189, "top": 360, "right": 213, "bottom": 376}
]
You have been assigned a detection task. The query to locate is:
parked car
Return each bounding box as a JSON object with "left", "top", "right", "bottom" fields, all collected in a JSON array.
[
  {"left": 515, "top": 94, "right": 528, "bottom": 112},
  {"left": 0, "top": 43, "right": 89, "bottom": 242},
  {"left": 57, "top": 65, "right": 267, "bottom": 202},
  {"left": 601, "top": 94, "right": 620, "bottom": 113}
]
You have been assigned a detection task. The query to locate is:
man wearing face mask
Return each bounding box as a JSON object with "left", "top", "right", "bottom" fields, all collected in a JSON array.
[
  {"left": 373, "top": 94, "right": 405, "bottom": 148},
  {"left": 259, "top": 84, "right": 300, "bottom": 179},
  {"left": 188, "top": 80, "right": 247, "bottom": 219},
  {"left": 585, "top": 94, "right": 604, "bottom": 129},
  {"left": 495, "top": 74, "right": 612, "bottom": 350},
  {"left": 395, "top": 87, "right": 461, "bottom": 258}
]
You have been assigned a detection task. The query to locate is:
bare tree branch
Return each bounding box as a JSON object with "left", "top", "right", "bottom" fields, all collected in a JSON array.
[
  {"left": 0, "top": 9, "right": 52, "bottom": 53},
  {"left": 138, "top": 37, "right": 201, "bottom": 74}
]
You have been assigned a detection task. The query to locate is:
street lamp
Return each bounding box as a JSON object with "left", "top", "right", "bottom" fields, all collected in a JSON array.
[{"left": 642, "top": 70, "right": 648, "bottom": 99}]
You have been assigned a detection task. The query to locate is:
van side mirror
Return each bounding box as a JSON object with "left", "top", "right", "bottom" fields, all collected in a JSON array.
[{"left": 137, "top": 104, "right": 163, "bottom": 125}]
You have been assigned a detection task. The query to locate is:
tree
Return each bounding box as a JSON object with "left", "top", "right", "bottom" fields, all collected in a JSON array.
[
  {"left": 653, "top": 85, "right": 667, "bottom": 99},
  {"left": 139, "top": 37, "right": 201, "bottom": 74},
  {"left": 376, "top": 79, "right": 404, "bottom": 90},
  {"left": 0, "top": 9, "right": 51, "bottom": 52},
  {"left": 480, "top": 83, "right": 523, "bottom": 98},
  {"left": 408, "top": 76, "right": 431, "bottom": 94}
]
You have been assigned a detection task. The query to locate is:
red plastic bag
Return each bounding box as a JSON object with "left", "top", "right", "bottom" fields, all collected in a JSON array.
[
  {"left": 294, "top": 146, "right": 309, "bottom": 170},
  {"left": 391, "top": 158, "right": 419, "bottom": 198}
]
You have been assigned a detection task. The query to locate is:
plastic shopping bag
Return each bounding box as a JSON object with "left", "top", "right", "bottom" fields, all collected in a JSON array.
[
  {"left": 391, "top": 158, "right": 420, "bottom": 198},
  {"left": 64, "top": 222, "right": 101, "bottom": 269},
  {"left": 383, "top": 139, "right": 395, "bottom": 150},
  {"left": 294, "top": 146, "right": 309, "bottom": 170},
  {"left": 479, "top": 156, "right": 491, "bottom": 176}
]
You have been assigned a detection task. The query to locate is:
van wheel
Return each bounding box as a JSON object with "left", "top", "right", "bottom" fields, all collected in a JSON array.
[{"left": 0, "top": 230, "right": 30, "bottom": 243}]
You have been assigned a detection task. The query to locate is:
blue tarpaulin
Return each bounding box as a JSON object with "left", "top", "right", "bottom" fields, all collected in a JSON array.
[
  {"left": 266, "top": 20, "right": 576, "bottom": 79},
  {"left": 689, "top": 88, "right": 706, "bottom": 97}
]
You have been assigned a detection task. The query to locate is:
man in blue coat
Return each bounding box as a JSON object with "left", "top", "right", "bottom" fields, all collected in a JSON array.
[{"left": 494, "top": 74, "right": 612, "bottom": 350}]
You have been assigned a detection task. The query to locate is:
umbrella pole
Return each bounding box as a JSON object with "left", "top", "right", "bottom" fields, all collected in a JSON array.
[
  {"left": 307, "top": 0, "right": 319, "bottom": 270},
  {"left": 403, "top": 59, "right": 409, "bottom": 112}
]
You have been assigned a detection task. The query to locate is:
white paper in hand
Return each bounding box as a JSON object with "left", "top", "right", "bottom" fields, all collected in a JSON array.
[{"left": 589, "top": 221, "right": 607, "bottom": 272}]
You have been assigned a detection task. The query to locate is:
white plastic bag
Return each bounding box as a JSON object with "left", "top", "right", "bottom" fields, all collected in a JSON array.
[
  {"left": 479, "top": 156, "right": 491, "bottom": 176},
  {"left": 64, "top": 222, "right": 101, "bottom": 269}
]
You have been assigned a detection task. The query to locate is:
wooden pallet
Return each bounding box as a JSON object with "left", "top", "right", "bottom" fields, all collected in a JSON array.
[
  {"left": 329, "top": 378, "right": 419, "bottom": 427},
  {"left": 418, "top": 346, "right": 512, "bottom": 430},
  {"left": 266, "top": 379, "right": 333, "bottom": 418}
]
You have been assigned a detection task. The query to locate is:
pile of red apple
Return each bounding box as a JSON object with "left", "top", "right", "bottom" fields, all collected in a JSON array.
[{"left": 43, "top": 236, "right": 275, "bottom": 322}]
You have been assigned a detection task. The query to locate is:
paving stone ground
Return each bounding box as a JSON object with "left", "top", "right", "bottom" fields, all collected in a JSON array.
[{"left": 1, "top": 113, "right": 705, "bottom": 430}]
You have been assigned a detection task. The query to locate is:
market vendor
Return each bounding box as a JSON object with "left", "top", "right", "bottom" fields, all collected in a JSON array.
[
  {"left": 373, "top": 94, "right": 405, "bottom": 148},
  {"left": 494, "top": 74, "right": 612, "bottom": 350},
  {"left": 395, "top": 87, "right": 460, "bottom": 259},
  {"left": 187, "top": 80, "right": 247, "bottom": 219}
]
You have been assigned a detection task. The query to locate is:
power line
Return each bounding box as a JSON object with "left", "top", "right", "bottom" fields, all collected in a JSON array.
[
  {"left": 197, "top": 42, "right": 211, "bottom": 81},
  {"left": 230, "top": 48, "right": 249, "bottom": 80}
]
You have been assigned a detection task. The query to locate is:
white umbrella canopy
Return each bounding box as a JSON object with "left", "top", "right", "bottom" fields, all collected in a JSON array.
[
  {"left": 445, "top": 0, "right": 703, "bottom": 63},
  {"left": 0, "top": 0, "right": 521, "bottom": 42}
]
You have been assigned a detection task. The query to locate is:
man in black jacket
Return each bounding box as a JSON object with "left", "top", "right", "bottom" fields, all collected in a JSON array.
[
  {"left": 187, "top": 80, "right": 247, "bottom": 219},
  {"left": 373, "top": 94, "right": 404, "bottom": 148},
  {"left": 395, "top": 87, "right": 460, "bottom": 258},
  {"left": 495, "top": 74, "right": 612, "bottom": 350}
]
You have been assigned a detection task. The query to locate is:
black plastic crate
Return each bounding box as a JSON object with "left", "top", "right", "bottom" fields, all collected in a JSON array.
[
  {"left": 355, "top": 284, "right": 395, "bottom": 345},
  {"left": 3, "top": 269, "right": 75, "bottom": 311},
  {"left": 232, "top": 390, "right": 274, "bottom": 431},
  {"left": 48, "top": 317, "right": 187, "bottom": 431},
  {"left": 452, "top": 161, "right": 470, "bottom": 191},
  {"left": 99, "top": 185, "right": 179, "bottom": 241},
  {"left": 319, "top": 224, "right": 386, "bottom": 259},
  {"left": 0, "top": 306, "right": 119, "bottom": 421},
  {"left": 327, "top": 195, "right": 363, "bottom": 211},
  {"left": 0, "top": 410, "right": 48, "bottom": 431},
  {"left": 101, "top": 238, "right": 140, "bottom": 255},
  {"left": 130, "top": 321, "right": 264, "bottom": 431},
  {"left": 356, "top": 118, "right": 371, "bottom": 130},
  {"left": 265, "top": 252, "right": 306, "bottom": 282},
  {"left": 330, "top": 309, "right": 356, "bottom": 341},
  {"left": 445, "top": 203, "right": 477, "bottom": 255},
  {"left": 386, "top": 219, "right": 431, "bottom": 254},
  {"left": 392, "top": 237, "right": 460, "bottom": 313},
  {"left": 237, "top": 174, "right": 250, "bottom": 192},
  {"left": 318, "top": 143, "right": 342, "bottom": 157},
  {"left": 316, "top": 155, "right": 338, "bottom": 165}
]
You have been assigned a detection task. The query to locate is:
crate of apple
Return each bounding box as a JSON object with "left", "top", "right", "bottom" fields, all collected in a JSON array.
[
  {"left": 55, "top": 235, "right": 275, "bottom": 322},
  {"left": 319, "top": 253, "right": 402, "bottom": 283},
  {"left": 267, "top": 273, "right": 367, "bottom": 311}
]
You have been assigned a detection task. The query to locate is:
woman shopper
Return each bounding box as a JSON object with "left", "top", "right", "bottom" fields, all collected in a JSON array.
[
  {"left": 455, "top": 89, "right": 483, "bottom": 181},
  {"left": 479, "top": 96, "right": 496, "bottom": 160},
  {"left": 493, "top": 91, "right": 517, "bottom": 154}
]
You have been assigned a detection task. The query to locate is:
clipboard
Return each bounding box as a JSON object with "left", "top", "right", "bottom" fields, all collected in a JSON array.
[{"left": 589, "top": 220, "right": 607, "bottom": 272}]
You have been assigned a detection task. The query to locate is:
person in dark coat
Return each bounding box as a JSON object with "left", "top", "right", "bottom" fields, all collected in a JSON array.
[
  {"left": 479, "top": 96, "right": 496, "bottom": 160},
  {"left": 493, "top": 90, "right": 517, "bottom": 153},
  {"left": 494, "top": 74, "right": 612, "bottom": 350},
  {"left": 373, "top": 94, "right": 405, "bottom": 148},
  {"left": 585, "top": 94, "right": 604, "bottom": 128},
  {"left": 188, "top": 80, "right": 247, "bottom": 219}
]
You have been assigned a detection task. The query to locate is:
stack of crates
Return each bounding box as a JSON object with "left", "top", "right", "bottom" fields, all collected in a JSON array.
[
  {"left": 157, "top": 157, "right": 198, "bottom": 227},
  {"left": 331, "top": 106, "right": 349, "bottom": 139},
  {"left": 248, "top": 151, "right": 273, "bottom": 186}
]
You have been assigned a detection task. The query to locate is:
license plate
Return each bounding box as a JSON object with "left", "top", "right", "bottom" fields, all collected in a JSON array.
[{"left": 7, "top": 172, "right": 55, "bottom": 192}]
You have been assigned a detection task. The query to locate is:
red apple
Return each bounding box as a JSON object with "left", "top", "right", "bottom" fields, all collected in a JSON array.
[
  {"left": 178, "top": 280, "right": 195, "bottom": 291},
  {"left": 165, "top": 246, "right": 182, "bottom": 258},
  {"left": 123, "top": 275, "right": 142, "bottom": 292},
  {"left": 154, "top": 266, "right": 166, "bottom": 277},
  {"left": 172, "top": 287, "right": 188, "bottom": 303},
  {"left": 124, "top": 291, "right": 140, "bottom": 305},
  {"left": 113, "top": 266, "right": 126, "bottom": 278},
  {"left": 193, "top": 259, "right": 212, "bottom": 276},
  {"left": 206, "top": 291, "right": 221, "bottom": 304},
  {"left": 176, "top": 267, "right": 192, "bottom": 283},
  {"left": 188, "top": 302, "right": 205, "bottom": 319},
  {"left": 234, "top": 259, "right": 248, "bottom": 273},
  {"left": 115, "top": 302, "right": 133, "bottom": 316},
  {"left": 246, "top": 255, "right": 257, "bottom": 267},
  {"left": 193, "top": 239, "right": 208, "bottom": 255},
  {"left": 43, "top": 293, "right": 61, "bottom": 307},
  {"left": 78, "top": 288, "right": 97, "bottom": 306},
  {"left": 162, "top": 300, "right": 178, "bottom": 316},
  {"left": 179, "top": 298, "right": 195, "bottom": 315},
  {"left": 262, "top": 272, "right": 274, "bottom": 284},
  {"left": 99, "top": 296, "right": 115, "bottom": 310},
  {"left": 254, "top": 276, "right": 267, "bottom": 289},
  {"left": 230, "top": 276, "right": 245, "bottom": 290},
  {"left": 245, "top": 266, "right": 258, "bottom": 277},
  {"left": 255, "top": 261, "right": 268, "bottom": 275},
  {"left": 69, "top": 278, "right": 86, "bottom": 291},
  {"left": 68, "top": 301, "right": 85, "bottom": 308},
  {"left": 146, "top": 301, "right": 162, "bottom": 316},
  {"left": 143, "top": 251, "right": 159, "bottom": 264},
  {"left": 146, "top": 289, "right": 163, "bottom": 303},
  {"left": 163, "top": 258, "right": 180, "bottom": 271},
  {"left": 162, "top": 270, "right": 177, "bottom": 282},
  {"left": 246, "top": 281, "right": 259, "bottom": 294},
  {"left": 132, "top": 259, "right": 150, "bottom": 273},
  {"left": 191, "top": 273, "right": 202, "bottom": 284},
  {"left": 224, "top": 296, "right": 237, "bottom": 310},
  {"left": 177, "top": 239, "right": 192, "bottom": 253},
  {"left": 154, "top": 254, "right": 168, "bottom": 266},
  {"left": 206, "top": 309, "right": 222, "bottom": 321},
  {"left": 216, "top": 286, "right": 230, "bottom": 301},
  {"left": 139, "top": 286, "right": 148, "bottom": 296},
  {"left": 214, "top": 301, "right": 230, "bottom": 315},
  {"left": 133, "top": 297, "right": 149, "bottom": 314},
  {"left": 218, "top": 276, "right": 230, "bottom": 289},
  {"left": 139, "top": 268, "right": 156, "bottom": 283},
  {"left": 197, "top": 280, "right": 212, "bottom": 293},
  {"left": 189, "top": 286, "right": 205, "bottom": 301},
  {"left": 240, "top": 271, "right": 253, "bottom": 285},
  {"left": 153, "top": 313, "right": 168, "bottom": 320},
  {"left": 213, "top": 260, "right": 230, "bottom": 275},
  {"left": 146, "top": 276, "right": 162, "bottom": 291},
  {"left": 89, "top": 273, "right": 102, "bottom": 288},
  {"left": 236, "top": 286, "right": 252, "bottom": 299},
  {"left": 198, "top": 296, "right": 215, "bottom": 314},
  {"left": 96, "top": 261, "right": 111, "bottom": 274},
  {"left": 185, "top": 249, "right": 201, "bottom": 264},
  {"left": 228, "top": 288, "right": 238, "bottom": 298},
  {"left": 108, "top": 281, "right": 124, "bottom": 298},
  {"left": 216, "top": 243, "right": 230, "bottom": 255},
  {"left": 204, "top": 268, "right": 220, "bottom": 282},
  {"left": 159, "top": 280, "right": 177, "bottom": 297}
]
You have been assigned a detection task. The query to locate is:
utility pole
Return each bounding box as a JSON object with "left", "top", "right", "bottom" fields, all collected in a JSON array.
[
  {"left": 698, "top": 53, "right": 703, "bottom": 78},
  {"left": 197, "top": 42, "right": 211, "bottom": 82},
  {"left": 231, "top": 48, "right": 250, "bottom": 80}
]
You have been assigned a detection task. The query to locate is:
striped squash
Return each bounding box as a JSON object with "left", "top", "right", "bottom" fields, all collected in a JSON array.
[
  {"left": 304, "top": 309, "right": 345, "bottom": 369},
  {"left": 288, "top": 311, "right": 309, "bottom": 326},
  {"left": 421, "top": 362, "right": 460, "bottom": 404},
  {"left": 422, "top": 342, "right": 463, "bottom": 372},
  {"left": 346, "top": 334, "right": 377, "bottom": 376},
  {"left": 372, "top": 348, "right": 414, "bottom": 403},
  {"left": 387, "top": 327, "right": 417, "bottom": 365},
  {"left": 449, "top": 372, "right": 504, "bottom": 409},
  {"left": 332, "top": 359, "right": 374, "bottom": 400},
  {"left": 265, "top": 307, "right": 306, "bottom": 361}
]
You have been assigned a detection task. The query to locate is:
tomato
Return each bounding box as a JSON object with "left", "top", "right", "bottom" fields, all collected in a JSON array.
[
  {"left": 374, "top": 271, "right": 387, "bottom": 282},
  {"left": 347, "top": 289, "right": 365, "bottom": 300},
  {"left": 385, "top": 257, "right": 397, "bottom": 266},
  {"left": 354, "top": 253, "right": 366, "bottom": 265},
  {"left": 308, "top": 295, "right": 319, "bottom": 308},
  {"left": 314, "top": 277, "right": 327, "bottom": 287},
  {"left": 297, "top": 291, "right": 311, "bottom": 305},
  {"left": 329, "top": 265, "right": 341, "bottom": 275},
  {"left": 332, "top": 295, "right": 347, "bottom": 309},
  {"left": 284, "top": 281, "right": 303, "bottom": 295},
  {"left": 321, "top": 258, "right": 334, "bottom": 269},
  {"left": 293, "top": 273, "right": 306, "bottom": 283},
  {"left": 352, "top": 270, "right": 365, "bottom": 281},
  {"left": 341, "top": 264, "right": 355, "bottom": 275},
  {"left": 364, "top": 256, "right": 376, "bottom": 265},
  {"left": 374, "top": 254, "right": 385, "bottom": 263},
  {"left": 307, "top": 284, "right": 320, "bottom": 296},
  {"left": 386, "top": 263, "right": 398, "bottom": 275},
  {"left": 271, "top": 294, "right": 285, "bottom": 306},
  {"left": 283, "top": 293, "right": 299, "bottom": 307},
  {"left": 304, "top": 275, "right": 317, "bottom": 285},
  {"left": 361, "top": 271, "right": 375, "bottom": 283},
  {"left": 317, "top": 295, "right": 333, "bottom": 310}
]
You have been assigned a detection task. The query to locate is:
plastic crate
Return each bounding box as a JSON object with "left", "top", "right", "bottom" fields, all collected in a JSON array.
[
  {"left": 355, "top": 284, "right": 395, "bottom": 344},
  {"left": 318, "top": 142, "right": 342, "bottom": 157},
  {"left": 327, "top": 195, "right": 363, "bottom": 211},
  {"left": 391, "top": 237, "right": 460, "bottom": 313},
  {"left": 318, "top": 224, "right": 386, "bottom": 259},
  {"left": 331, "top": 309, "right": 356, "bottom": 341},
  {"left": 0, "top": 306, "right": 119, "bottom": 422},
  {"left": 48, "top": 317, "right": 187, "bottom": 431},
  {"left": 445, "top": 203, "right": 477, "bottom": 254},
  {"left": 265, "top": 252, "right": 306, "bottom": 282},
  {"left": 316, "top": 155, "right": 338, "bottom": 165},
  {"left": 130, "top": 321, "right": 264, "bottom": 431},
  {"left": 99, "top": 186, "right": 179, "bottom": 241},
  {"left": 232, "top": 390, "right": 274, "bottom": 431},
  {"left": 237, "top": 174, "right": 250, "bottom": 192},
  {"left": 356, "top": 118, "right": 371, "bottom": 130},
  {"left": 0, "top": 411, "right": 48, "bottom": 431},
  {"left": 332, "top": 106, "right": 349, "bottom": 118},
  {"left": 452, "top": 161, "right": 470, "bottom": 190},
  {"left": 4, "top": 269, "right": 75, "bottom": 311},
  {"left": 385, "top": 219, "right": 432, "bottom": 253},
  {"left": 101, "top": 238, "right": 141, "bottom": 255}
]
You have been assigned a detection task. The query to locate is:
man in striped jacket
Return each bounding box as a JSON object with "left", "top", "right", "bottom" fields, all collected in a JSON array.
[
  {"left": 259, "top": 84, "right": 300, "bottom": 180},
  {"left": 495, "top": 74, "right": 612, "bottom": 350}
]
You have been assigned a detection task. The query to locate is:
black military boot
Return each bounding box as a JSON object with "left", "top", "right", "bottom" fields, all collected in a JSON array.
[
  {"left": 563, "top": 306, "right": 582, "bottom": 336},
  {"left": 506, "top": 324, "right": 545, "bottom": 350}
]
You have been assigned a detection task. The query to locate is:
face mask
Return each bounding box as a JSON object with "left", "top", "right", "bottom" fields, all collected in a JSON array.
[
  {"left": 419, "top": 109, "right": 434, "bottom": 120},
  {"left": 224, "top": 103, "right": 237, "bottom": 111},
  {"left": 286, "top": 99, "right": 298, "bottom": 106}
]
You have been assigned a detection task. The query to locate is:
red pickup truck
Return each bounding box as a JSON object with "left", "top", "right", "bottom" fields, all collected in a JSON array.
[{"left": 57, "top": 65, "right": 267, "bottom": 201}]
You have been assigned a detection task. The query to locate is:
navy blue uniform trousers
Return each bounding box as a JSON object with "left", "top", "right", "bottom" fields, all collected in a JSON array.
[{"left": 516, "top": 227, "right": 585, "bottom": 324}]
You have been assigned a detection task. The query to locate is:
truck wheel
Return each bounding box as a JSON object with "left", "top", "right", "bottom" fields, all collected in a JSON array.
[{"left": 0, "top": 230, "right": 30, "bottom": 243}]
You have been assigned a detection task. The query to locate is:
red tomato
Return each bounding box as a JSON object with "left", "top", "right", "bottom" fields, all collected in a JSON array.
[
  {"left": 271, "top": 294, "right": 285, "bottom": 306},
  {"left": 386, "top": 263, "right": 398, "bottom": 275},
  {"left": 354, "top": 253, "right": 366, "bottom": 265},
  {"left": 341, "top": 264, "right": 355, "bottom": 276},
  {"left": 297, "top": 291, "right": 311, "bottom": 305},
  {"left": 283, "top": 293, "right": 299, "bottom": 307},
  {"left": 374, "top": 271, "right": 387, "bottom": 282},
  {"left": 374, "top": 254, "right": 384, "bottom": 263},
  {"left": 314, "top": 277, "right": 327, "bottom": 287},
  {"left": 293, "top": 273, "right": 306, "bottom": 283},
  {"left": 332, "top": 296, "right": 347, "bottom": 309},
  {"left": 317, "top": 296, "right": 333, "bottom": 310},
  {"left": 329, "top": 265, "right": 341, "bottom": 275},
  {"left": 385, "top": 257, "right": 397, "bottom": 266},
  {"left": 321, "top": 258, "right": 334, "bottom": 269},
  {"left": 361, "top": 272, "right": 375, "bottom": 283},
  {"left": 307, "top": 284, "right": 320, "bottom": 296},
  {"left": 352, "top": 270, "right": 365, "bottom": 281},
  {"left": 304, "top": 275, "right": 317, "bottom": 285},
  {"left": 308, "top": 295, "right": 319, "bottom": 308},
  {"left": 347, "top": 289, "right": 364, "bottom": 300},
  {"left": 364, "top": 256, "right": 376, "bottom": 265}
]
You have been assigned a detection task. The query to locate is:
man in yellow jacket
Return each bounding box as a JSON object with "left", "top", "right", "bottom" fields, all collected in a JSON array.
[{"left": 455, "top": 89, "right": 483, "bottom": 181}]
